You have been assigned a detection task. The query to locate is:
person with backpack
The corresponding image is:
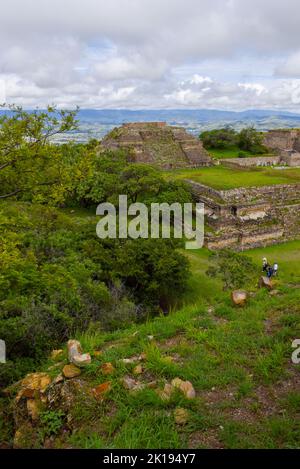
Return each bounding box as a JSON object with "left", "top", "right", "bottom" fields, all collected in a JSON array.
[
  {"left": 262, "top": 257, "right": 269, "bottom": 273},
  {"left": 267, "top": 265, "right": 274, "bottom": 278}
]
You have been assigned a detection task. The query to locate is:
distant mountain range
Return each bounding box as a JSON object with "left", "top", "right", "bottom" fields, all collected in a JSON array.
[{"left": 2, "top": 108, "right": 300, "bottom": 143}]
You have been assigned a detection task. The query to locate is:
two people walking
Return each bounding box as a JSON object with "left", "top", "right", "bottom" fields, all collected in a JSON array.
[{"left": 262, "top": 257, "right": 278, "bottom": 279}]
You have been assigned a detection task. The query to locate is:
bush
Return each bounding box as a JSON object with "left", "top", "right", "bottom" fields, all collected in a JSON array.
[
  {"left": 0, "top": 202, "right": 190, "bottom": 386},
  {"left": 200, "top": 128, "right": 238, "bottom": 149},
  {"left": 206, "top": 250, "right": 257, "bottom": 290}
]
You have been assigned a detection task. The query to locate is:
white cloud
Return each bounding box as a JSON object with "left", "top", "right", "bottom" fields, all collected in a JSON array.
[
  {"left": 275, "top": 51, "right": 300, "bottom": 78},
  {"left": 1, "top": 1, "right": 300, "bottom": 109}
]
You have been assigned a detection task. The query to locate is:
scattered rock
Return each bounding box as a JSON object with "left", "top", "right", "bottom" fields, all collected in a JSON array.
[
  {"left": 16, "top": 373, "right": 51, "bottom": 402},
  {"left": 62, "top": 364, "right": 81, "bottom": 379},
  {"left": 26, "top": 399, "right": 41, "bottom": 421},
  {"left": 72, "top": 353, "right": 91, "bottom": 366},
  {"left": 158, "top": 383, "right": 173, "bottom": 401},
  {"left": 122, "top": 376, "right": 145, "bottom": 393},
  {"left": 148, "top": 335, "right": 154, "bottom": 341},
  {"left": 51, "top": 349, "right": 64, "bottom": 361},
  {"left": 92, "top": 382, "right": 111, "bottom": 400},
  {"left": 53, "top": 373, "right": 64, "bottom": 385},
  {"left": 121, "top": 357, "right": 139, "bottom": 364},
  {"left": 46, "top": 378, "right": 87, "bottom": 415},
  {"left": 269, "top": 289, "right": 280, "bottom": 296},
  {"left": 231, "top": 290, "right": 248, "bottom": 306},
  {"left": 171, "top": 378, "right": 196, "bottom": 399},
  {"left": 259, "top": 276, "right": 273, "bottom": 290},
  {"left": 101, "top": 362, "right": 115, "bottom": 375},
  {"left": 174, "top": 407, "right": 189, "bottom": 425},
  {"left": 133, "top": 364, "right": 143, "bottom": 375},
  {"left": 122, "top": 376, "right": 137, "bottom": 390},
  {"left": 67, "top": 339, "right": 91, "bottom": 367},
  {"left": 120, "top": 352, "right": 146, "bottom": 364}
]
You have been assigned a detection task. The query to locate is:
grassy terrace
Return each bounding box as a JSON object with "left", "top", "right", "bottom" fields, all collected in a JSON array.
[
  {"left": 207, "top": 147, "right": 275, "bottom": 160},
  {"left": 165, "top": 165, "right": 300, "bottom": 190}
]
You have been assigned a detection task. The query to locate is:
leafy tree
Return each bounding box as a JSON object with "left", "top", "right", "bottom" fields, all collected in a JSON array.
[
  {"left": 112, "top": 238, "right": 190, "bottom": 311},
  {"left": 206, "top": 250, "right": 257, "bottom": 290},
  {"left": 0, "top": 105, "right": 78, "bottom": 203},
  {"left": 119, "top": 164, "right": 164, "bottom": 203},
  {"left": 200, "top": 128, "right": 238, "bottom": 149},
  {"left": 73, "top": 150, "right": 192, "bottom": 207},
  {"left": 238, "top": 126, "right": 267, "bottom": 154}
]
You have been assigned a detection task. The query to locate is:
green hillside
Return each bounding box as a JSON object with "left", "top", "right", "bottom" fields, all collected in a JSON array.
[{"left": 2, "top": 221, "right": 299, "bottom": 449}]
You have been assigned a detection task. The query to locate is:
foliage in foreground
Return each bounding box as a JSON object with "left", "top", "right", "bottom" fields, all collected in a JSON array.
[{"left": 0, "top": 202, "right": 189, "bottom": 386}]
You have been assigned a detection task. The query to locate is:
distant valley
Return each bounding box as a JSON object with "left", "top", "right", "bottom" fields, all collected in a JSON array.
[{"left": 60, "top": 108, "right": 300, "bottom": 143}]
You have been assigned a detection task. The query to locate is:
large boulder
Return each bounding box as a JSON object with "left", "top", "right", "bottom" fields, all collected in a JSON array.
[{"left": 231, "top": 290, "right": 248, "bottom": 306}]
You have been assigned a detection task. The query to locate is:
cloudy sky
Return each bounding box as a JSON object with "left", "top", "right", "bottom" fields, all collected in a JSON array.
[{"left": 1, "top": 0, "right": 300, "bottom": 110}]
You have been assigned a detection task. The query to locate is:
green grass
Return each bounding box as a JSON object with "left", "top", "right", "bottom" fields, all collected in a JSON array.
[
  {"left": 3, "top": 208, "right": 300, "bottom": 449},
  {"left": 207, "top": 146, "right": 274, "bottom": 160},
  {"left": 165, "top": 165, "right": 300, "bottom": 190}
]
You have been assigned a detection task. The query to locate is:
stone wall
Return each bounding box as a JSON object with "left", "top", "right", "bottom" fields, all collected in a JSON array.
[
  {"left": 188, "top": 180, "right": 300, "bottom": 250},
  {"left": 281, "top": 151, "right": 300, "bottom": 167},
  {"left": 263, "top": 129, "right": 300, "bottom": 153},
  {"left": 188, "top": 180, "right": 300, "bottom": 205},
  {"left": 222, "top": 156, "right": 280, "bottom": 168}
]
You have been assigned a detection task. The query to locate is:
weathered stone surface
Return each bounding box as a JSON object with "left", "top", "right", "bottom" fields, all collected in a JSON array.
[
  {"left": 101, "top": 122, "right": 212, "bottom": 169},
  {"left": 171, "top": 378, "right": 196, "bottom": 399},
  {"left": 231, "top": 290, "right": 248, "bottom": 306},
  {"left": 158, "top": 378, "right": 196, "bottom": 401},
  {"left": 259, "top": 276, "right": 274, "bottom": 290},
  {"left": 101, "top": 362, "right": 115, "bottom": 375},
  {"left": 158, "top": 383, "right": 173, "bottom": 401},
  {"left": 68, "top": 339, "right": 82, "bottom": 359},
  {"left": 121, "top": 376, "right": 145, "bottom": 393},
  {"left": 53, "top": 373, "right": 64, "bottom": 385},
  {"left": 72, "top": 353, "right": 91, "bottom": 366},
  {"left": 263, "top": 129, "right": 300, "bottom": 155},
  {"left": 67, "top": 339, "right": 91, "bottom": 367},
  {"left": 62, "top": 364, "right": 81, "bottom": 379},
  {"left": 16, "top": 373, "right": 51, "bottom": 402},
  {"left": 189, "top": 179, "right": 300, "bottom": 251},
  {"left": 46, "top": 378, "right": 87, "bottom": 410},
  {"left": 26, "top": 399, "right": 41, "bottom": 421},
  {"left": 174, "top": 407, "right": 189, "bottom": 425},
  {"left": 92, "top": 382, "right": 111, "bottom": 400}
]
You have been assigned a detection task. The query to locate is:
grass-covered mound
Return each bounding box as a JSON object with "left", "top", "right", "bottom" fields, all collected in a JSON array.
[{"left": 166, "top": 165, "right": 300, "bottom": 190}]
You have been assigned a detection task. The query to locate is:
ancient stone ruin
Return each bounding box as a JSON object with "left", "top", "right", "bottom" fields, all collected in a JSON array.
[
  {"left": 263, "top": 129, "right": 300, "bottom": 166},
  {"left": 189, "top": 180, "right": 300, "bottom": 250},
  {"left": 101, "top": 122, "right": 212, "bottom": 169}
]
